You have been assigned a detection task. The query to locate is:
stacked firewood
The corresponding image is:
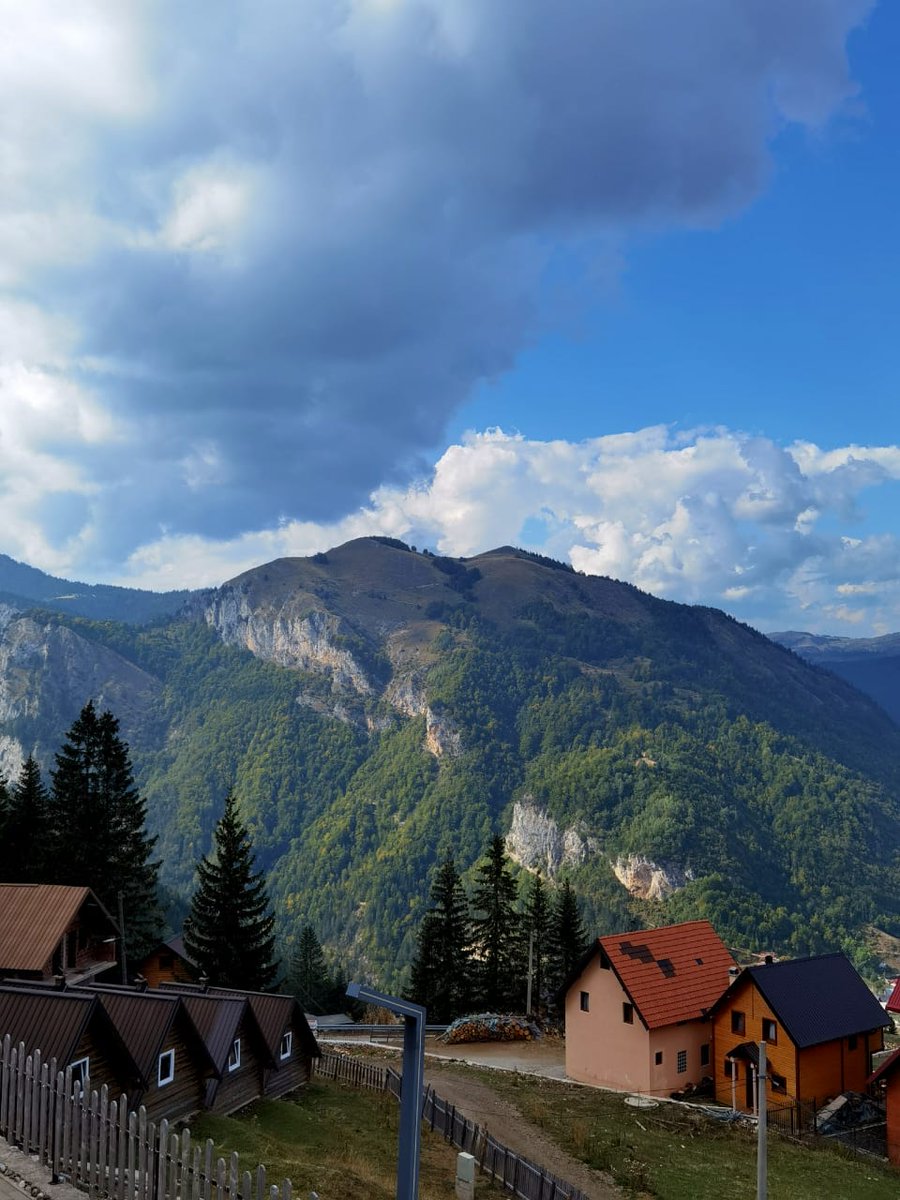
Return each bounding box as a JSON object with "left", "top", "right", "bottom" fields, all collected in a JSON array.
[{"left": 441, "top": 1013, "right": 541, "bottom": 1043}]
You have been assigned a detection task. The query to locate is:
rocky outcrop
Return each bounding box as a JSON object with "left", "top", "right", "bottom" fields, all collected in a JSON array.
[
  {"left": 425, "top": 708, "right": 462, "bottom": 759},
  {"left": 612, "top": 855, "right": 694, "bottom": 900},
  {"left": 203, "top": 589, "right": 375, "bottom": 694},
  {"left": 505, "top": 799, "right": 598, "bottom": 876}
]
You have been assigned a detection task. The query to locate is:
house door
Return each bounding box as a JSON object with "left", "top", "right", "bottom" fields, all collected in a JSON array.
[{"left": 745, "top": 1064, "right": 755, "bottom": 1110}]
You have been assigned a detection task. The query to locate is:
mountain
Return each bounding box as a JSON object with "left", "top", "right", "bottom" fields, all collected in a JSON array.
[
  {"left": 771, "top": 630, "right": 900, "bottom": 725},
  {"left": 2, "top": 537, "right": 900, "bottom": 987},
  {"left": 0, "top": 553, "right": 192, "bottom": 624}
]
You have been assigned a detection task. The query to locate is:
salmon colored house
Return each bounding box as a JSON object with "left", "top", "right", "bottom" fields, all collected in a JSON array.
[
  {"left": 709, "top": 953, "right": 889, "bottom": 1113},
  {"left": 564, "top": 920, "right": 735, "bottom": 1095}
]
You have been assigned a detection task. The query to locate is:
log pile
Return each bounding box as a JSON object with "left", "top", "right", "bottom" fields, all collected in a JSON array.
[{"left": 441, "top": 1013, "right": 541, "bottom": 1044}]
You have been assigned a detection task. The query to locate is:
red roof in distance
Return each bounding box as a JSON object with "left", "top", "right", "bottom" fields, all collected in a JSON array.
[
  {"left": 598, "top": 920, "right": 736, "bottom": 1029},
  {"left": 885, "top": 978, "right": 900, "bottom": 1014}
]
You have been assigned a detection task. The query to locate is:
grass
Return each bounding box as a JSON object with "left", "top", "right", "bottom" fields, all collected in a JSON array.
[
  {"left": 477, "top": 1067, "right": 900, "bottom": 1199},
  {"left": 188, "top": 1080, "right": 487, "bottom": 1200}
]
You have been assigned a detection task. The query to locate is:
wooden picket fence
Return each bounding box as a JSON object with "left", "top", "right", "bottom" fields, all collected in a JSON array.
[
  {"left": 0, "top": 1036, "right": 292, "bottom": 1200},
  {"left": 316, "top": 1052, "right": 588, "bottom": 1200}
]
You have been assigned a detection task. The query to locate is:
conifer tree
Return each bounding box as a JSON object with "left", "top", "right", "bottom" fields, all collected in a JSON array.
[
  {"left": 548, "top": 878, "right": 589, "bottom": 1003},
  {"left": 523, "top": 872, "right": 550, "bottom": 1016},
  {"left": 184, "top": 793, "right": 278, "bottom": 991},
  {"left": 289, "top": 924, "right": 331, "bottom": 1013},
  {"left": 470, "top": 836, "right": 521, "bottom": 1012},
  {"left": 48, "top": 701, "right": 161, "bottom": 960},
  {"left": 2, "top": 756, "right": 50, "bottom": 882},
  {"left": 406, "top": 857, "right": 472, "bottom": 1022}
]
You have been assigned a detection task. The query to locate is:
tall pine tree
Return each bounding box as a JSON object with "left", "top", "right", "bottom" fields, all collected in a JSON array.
[
  {"left": 289, "top": 924, "right": 332, "bottom": 1013},
  {"left": 184, "top": 793, "right": 278, "bottom": 991},
  {"left": 406, "top": 858, "right": 472, "bottom": 1022},
  {"left": 470, "top": 836, "right": 521, "bottom": 1012},
  {"left": 48, "top": 701, "right": 161, "bottom": 960},
  {"left": 2, "top": 756, "right": 50, "bottom": 882},
  {"left": 523, "top": 872, "right": 550, "bottom": 1016},
  {"left": 548, "top": 878, "right": 589, "bottom": 1005}
]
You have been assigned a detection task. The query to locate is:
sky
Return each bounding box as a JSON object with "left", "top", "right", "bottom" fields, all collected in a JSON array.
[{"left": 2, "top": 0, "right": 899, "bottom": 635}]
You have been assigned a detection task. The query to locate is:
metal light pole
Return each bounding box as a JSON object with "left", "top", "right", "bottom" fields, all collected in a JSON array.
[
  {"left": 347, "top": 983, "right": 426, "bottom": 1200},
  {"left": 757, "top": 1041, "right": 767, "bottom": 1200}
]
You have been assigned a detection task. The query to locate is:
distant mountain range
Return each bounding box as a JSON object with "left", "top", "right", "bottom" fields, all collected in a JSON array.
[
  {"left": 1, "top": 540, "right": 899, "bottom": 986},
  {"left": 771, "top": 630, "right": 900, "bottom": 725}
]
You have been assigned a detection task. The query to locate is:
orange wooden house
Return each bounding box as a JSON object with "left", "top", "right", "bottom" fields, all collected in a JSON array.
[
  {"left": 868, "top": 1047, "right": 900, "bottom": 1165},
  {"left": 136, "top": 936, "right": 199, "bottom": 988},
  {"left": 709, "top": 953, "right": 889, "bottom": 1112},
  {"left": 564, "top": 920, "right": 735, "bottom": 1095}
]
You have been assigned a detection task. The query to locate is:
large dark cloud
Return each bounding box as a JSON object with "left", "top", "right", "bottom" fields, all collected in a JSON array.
[{"left": 4, "top": 0, "right": 873, "bottom": 557}]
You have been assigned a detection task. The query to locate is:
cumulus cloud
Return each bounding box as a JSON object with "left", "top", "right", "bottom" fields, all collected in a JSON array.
[
  {"left": 0, "top": 0, "right": 874, "bottom": 573},
  {"left": 112, "top": 427, "right": 900, "bottom": 637}
]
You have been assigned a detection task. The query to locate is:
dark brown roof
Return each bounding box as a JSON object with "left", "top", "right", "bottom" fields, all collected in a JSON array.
[
  {"left": 0, "top": 987, "right": 139, "bottom": 1081},
  {"left": 178, "top": 994, "right": 247, "bottom": 1073},
  {"left": 86, "top": 990, "right": 180, "bottom": 1083},
  {"left": 209, "top": 988, "right": 320, "bottom": 1061},
  {"left": 593, "top": 921, "right": 735, "bottom": 1029},
  {"left": 0, "top": 885, "right": 118, "bottom": 971}
]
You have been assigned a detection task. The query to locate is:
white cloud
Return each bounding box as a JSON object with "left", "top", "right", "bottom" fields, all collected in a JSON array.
[{"left": 102, "top": 426, "right": 900, "bottom": 636}]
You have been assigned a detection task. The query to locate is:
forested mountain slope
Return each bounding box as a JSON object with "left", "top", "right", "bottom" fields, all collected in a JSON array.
[{"left": 2, "top": 537, "right": 899, "bottom": 987}]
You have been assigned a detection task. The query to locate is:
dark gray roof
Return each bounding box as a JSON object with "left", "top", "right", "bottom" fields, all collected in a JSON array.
[{"left": 746, "top": 954, "right": 889, "bottom": 1049}]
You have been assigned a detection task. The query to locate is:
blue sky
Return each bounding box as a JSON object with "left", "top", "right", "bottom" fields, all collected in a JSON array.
[{"left": 1, "top": 1, "right": 899, "bottom": 635}]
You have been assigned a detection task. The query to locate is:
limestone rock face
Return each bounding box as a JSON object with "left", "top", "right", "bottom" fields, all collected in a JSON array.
[
  {"left": 202, "top": 589, "right": 375, "bottom": 695},
  {"left": 612, "top": 855, "right": 694, "bottom": 900},
  {"left": 424, "top": 708, "right": 462, "bottom": 759},
  {"left": 505, "top": 799, "right": 597, "bottom": 876}
]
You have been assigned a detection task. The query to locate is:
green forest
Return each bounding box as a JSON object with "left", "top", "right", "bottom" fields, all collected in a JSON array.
[{"left": 4, "top": 540, "right": 900, "bottom": 990}]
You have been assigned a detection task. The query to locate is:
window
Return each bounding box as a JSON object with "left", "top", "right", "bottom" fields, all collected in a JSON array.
[
  {"left": 731, "top": 1010, "right": 746, "bottom": 1036},
  {"left": 762, "top": 1018, "right": 777, "bottom": 1043},
  {"left": 580, "top": 991, "right": 590, "bottom": 1012},
  {"left": 848, "top": 1035, "right": 858, "bottom": 1051},
  {"left": 280, "top": 1031, "right": 293, "bottom": 1060},
  {"left": 770, "top": 1073, "right": 787, "bottom": 1094},
  {"left": 677, "top": 1050, "right": 687, "bottom": 1074},
  {"left": 724, "top": 1059, "right": 734, "bottom": 1079},
  {"left": 69, "top": 1057, "right": 90, "bottom": 1092},
  {"left": 227, "top": 1039, "right": 241, "bottom": 1072},
  {"left": 599, "top": 951, "right": 610, "bottom": 971},
  {"left": 158, "top": 1050, "right": 175, "bottom": 1086},
  {"left": 700, "top": 1043, "right": 710, "bottom": 1068},
  {"left": 654, "top": 1051, "right": 663, "bottom": 1066},
  {"left": 622, "top": 1002, "right": 634, "bottom": 1025}
]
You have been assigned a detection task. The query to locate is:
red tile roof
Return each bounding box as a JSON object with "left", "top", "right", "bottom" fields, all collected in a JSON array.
[
  {"left": 597, "top": 920, "right": 735, "bottom": 1029},
  {"left": 885, "top": 978, "right": 900, "bottom": 1014},
  {"left": 869, "top": 1046, "right": 900, "bottom": 1085}
]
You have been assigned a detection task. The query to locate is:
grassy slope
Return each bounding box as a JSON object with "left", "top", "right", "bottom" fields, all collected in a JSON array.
[
  {"left": 481, "top": 1069, "right": 899, "bottom": 1199},
  {"left": 189, "top": 1083, "right": 488, "bottom": 1200}
]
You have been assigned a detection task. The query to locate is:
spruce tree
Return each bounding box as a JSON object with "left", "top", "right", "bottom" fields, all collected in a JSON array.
[
  {"left": 2, "top": 756, "right": 50, "bottom": 882},
  {"left": 548, "top": 878, "right": 589, "bottom": 1004},
  {"left": 48, "top": 701, "right": 161, "bottom": 960},
  {"left": 289, "top": 924, "right": 331, "bottom": 1013},
  {"left": 523, "top": 872, "right": 550, "bottom": 1017},
  {"left": 184, "top": 793, "right": 278, "bottom": 991},
  {"left": 406, "top": 858, "right": 472, "bottom": 1022},
  {"left": 470, "top": 836, "right": 521, "bottom": 1012}
]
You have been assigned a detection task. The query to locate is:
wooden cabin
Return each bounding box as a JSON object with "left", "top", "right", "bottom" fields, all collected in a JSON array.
[
  {"left": 135, "top": 937, "right": 199, "bottom": 989},
  {"left": 0, "top": 986, "right": 139, "bottom": 1097},
  {"left": 174, "top": 992, "right": 268, "bottom": 1115},
  {"left": 564, "top": 920, "right": 735, "bottom": 1095},
  {"left": 709, "top": 953, "right": 890, "bottom": 1112},
  {"left": 209, "top": 987, "right": 320, "bottom": 1099},
  {"left": 82, "top": 987, "right": 216, "bottom": 1121},
  {"left": 0, "top": 885, "right": 118, "bottom": 984}
]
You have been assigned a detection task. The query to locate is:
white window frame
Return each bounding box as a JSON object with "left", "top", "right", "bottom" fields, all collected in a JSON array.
[
  {"left": 227, "top": 1038, "right": 241, "bottom": 1072},
  {"left": 69, "top": 1057, "right": 90, "bottom": 1093},
  {"left": 158, "top": 1049, "right": 175, "bottom": 1087},
  {"left": 280, "top": 1031, "right": 293, "bottom": 1060}
]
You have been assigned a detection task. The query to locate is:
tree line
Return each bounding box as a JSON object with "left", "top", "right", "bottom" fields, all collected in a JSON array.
[{"left": 405, "top": 834, "right": 589, "bottom": 1022}]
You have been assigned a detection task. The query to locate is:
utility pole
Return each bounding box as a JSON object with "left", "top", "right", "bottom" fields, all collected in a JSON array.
[
  {"left": 757, "top": 1041, "right": 767, "bottom": 1200},
  {"left": 525, "top": 931, "right": 534, "bottom": 1015},
  {"left": 117, "top": 890, "right": 128, "bottom": 984}
]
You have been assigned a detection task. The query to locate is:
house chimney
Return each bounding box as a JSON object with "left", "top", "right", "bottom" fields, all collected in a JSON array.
[
  {"left": 764, "top": 955, "right": 774, "bottom": 965},
  {"left": 53, "top": 974, "right": 66, "bottom": 990},
  {"left": 728, "top": 967, "right": 740, "bottom": 977}
]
